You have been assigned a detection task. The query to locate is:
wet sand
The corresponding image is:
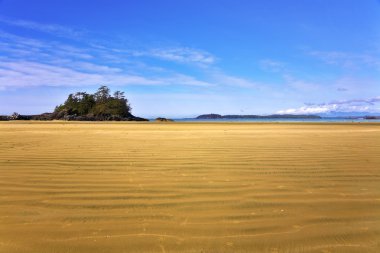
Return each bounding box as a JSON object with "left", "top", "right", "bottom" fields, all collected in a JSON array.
[{"left": 1, "top": 122, "right": 380, "bottom": 253}]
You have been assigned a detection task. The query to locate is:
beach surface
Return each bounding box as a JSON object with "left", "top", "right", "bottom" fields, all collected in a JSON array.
[{"left": 1, "top": 122, "right": 380, "bottom": 253}]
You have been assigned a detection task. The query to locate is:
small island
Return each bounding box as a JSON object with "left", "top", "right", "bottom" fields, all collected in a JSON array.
[
  {"left": 155, "top": 117, "right": 174, "bottom": 122},
  {"left": 0, "top": 86, "right": 148, "bottom": 121}
]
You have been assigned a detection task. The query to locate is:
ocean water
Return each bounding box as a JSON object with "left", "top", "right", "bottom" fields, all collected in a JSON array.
[{"left": 170, "top": 118, "right": 380, "bottom": 123}]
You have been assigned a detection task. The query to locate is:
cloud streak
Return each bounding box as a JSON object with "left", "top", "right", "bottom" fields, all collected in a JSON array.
[
  {"left": 309, "top": 50, "right": 380, "bottom": 70},
  {"left": 0, "top": 16, "right": 273, "bottom": 96},
  {"left": 0, "top": 60, "right": 160, "bottom": 88},
  {"left": 131, "top": 47, "right": 216, "bottom": 66},
  {"left": 211, "top": 72, "right": 262, "bottom": 88},
  {"left": 0, "top": 20, "right": 261, "bottom": 91},
  {"left": 0, "top": 16, "right": 84, "bottom": 38},
  {"left": 259, "top": 59, "right": 286, "bottom": 72},
  {"left": 0, "top": 60, "right": 217, "bottom": 89},
  {"left": 0, "top": 24, "right": 218, "bottom": 89}
]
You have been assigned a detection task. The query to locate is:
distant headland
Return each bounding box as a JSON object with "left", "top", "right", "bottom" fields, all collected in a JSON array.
[
  {"left": 194, "top": 114, "right": 380, "bottom": 120},
  {"left": 196, "top": 113, "right": 321, "bottom": 119}
]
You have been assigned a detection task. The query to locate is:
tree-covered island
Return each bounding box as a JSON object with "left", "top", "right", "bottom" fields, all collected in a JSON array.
[{"left": 1, "top": 86, "right": 148, "bottom": 121}]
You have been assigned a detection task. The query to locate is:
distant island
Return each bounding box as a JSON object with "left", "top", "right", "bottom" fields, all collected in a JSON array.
[{"left": 196, "top": 113, "right": 322, "bottom": 119}]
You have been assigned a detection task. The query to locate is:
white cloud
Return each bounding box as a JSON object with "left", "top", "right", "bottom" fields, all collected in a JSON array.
[
  {"left": 0, "top": 60, "right": 157, "bottom": 88},
  {"left": 277, "top": 97, "right": 380, "bottom": 114},
  {"left": 0, "top": 60, "right": 216, "bottom": 89},
  {"left": 0, "top": 17, "right": 272, "bottom": 95},
  {"left": 0, "top": 26, "right": 220, "bottom": 89}
]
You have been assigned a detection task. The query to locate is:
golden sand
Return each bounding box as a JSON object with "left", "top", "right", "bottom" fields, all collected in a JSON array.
[{"left": 0, "top": 122, "right": 379, "bottom": 253}]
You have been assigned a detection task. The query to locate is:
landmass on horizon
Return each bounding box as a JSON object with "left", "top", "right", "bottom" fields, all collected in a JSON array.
[
  {"left": 1, "top": 85, "right": 380, "bottom": 122},
  {"left": 196, "top": 113, "right": 321, "bottom": 119}
]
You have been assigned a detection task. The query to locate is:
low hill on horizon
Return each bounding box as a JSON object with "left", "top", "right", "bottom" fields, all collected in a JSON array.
[{"left": 196, "top": 113, "right": 322, "bottom": 119}]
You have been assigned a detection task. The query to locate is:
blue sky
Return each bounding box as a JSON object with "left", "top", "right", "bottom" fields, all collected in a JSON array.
[{"left": 0, "top": 0, "right": 379, "bottom": 117}]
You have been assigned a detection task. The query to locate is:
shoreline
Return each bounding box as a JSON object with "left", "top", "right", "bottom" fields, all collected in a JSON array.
[{"left": 1, "top": 120, "right": 380, "bottom": 126}]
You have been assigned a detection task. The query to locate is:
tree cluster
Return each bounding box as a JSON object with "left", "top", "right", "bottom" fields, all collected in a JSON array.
[{"left": 52, "top": 86, "right": 134, "bottom": 120}]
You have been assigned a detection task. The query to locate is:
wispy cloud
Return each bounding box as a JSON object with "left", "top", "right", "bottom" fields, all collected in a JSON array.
[
  {"left": 211, "top": 72, "right": 262, "bottom": 88},
  {"left": 162, "top": 74, "right": 215, "bottom": 87},
  {"left": 132, "top": 47, "right": 216, "bottom": 66},
  {"left": 0, "top": 25, "right": 219, "bottom": 89},
  {"left": 0, "top": 15, "right": 275, "bottom": 97},
  {"left": 259, "top": 59, "right": 286, "bottom": 72},
  {"left": 277, "top": 97, "right": 380, "bottom": 114},
  {"left": 0, "top": 16, "right": 279, "bottom": 100},
  {"left": 309, "top": 50, "right": 380, "bottom": 70},
  {"left": 0, "top": 21, "right": 260, "bottom": 91},
  {"left": 0, "top": 16, "right": 84, "bottom": 38},
  {"left": 0, "top": 60, "right": 160, "bottom": 88},
  {"left": 0, "top": 30, "right": 94, "bottom": 60},
  {"left": 259, "top": 59, "right": 320, "bottom": 92},
  {"left": 0, "top": 60, "right": 217, "bottom": 89},
  {"left": 331, "top": 76, "right": 379, "bottom": 94},
  {"left": 283, "top": 74, "right": 320, "bottom": 91}
]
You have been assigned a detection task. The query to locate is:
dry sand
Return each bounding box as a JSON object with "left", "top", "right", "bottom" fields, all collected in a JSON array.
[{"left": 0, "top": 122, "right": 379, "bottom": 253}]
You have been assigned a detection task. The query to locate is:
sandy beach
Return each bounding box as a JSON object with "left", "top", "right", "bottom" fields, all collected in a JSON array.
[{"left": 0, "top": 122, "right": 379, "bottom": 253}]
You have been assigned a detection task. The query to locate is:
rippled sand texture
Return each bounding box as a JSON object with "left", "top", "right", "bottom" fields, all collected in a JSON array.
[{"left": 1, "top": 122, "right": 380, "bottom": 253}]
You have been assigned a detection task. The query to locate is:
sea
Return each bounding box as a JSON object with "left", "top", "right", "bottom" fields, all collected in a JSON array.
[{"left": 168, "top": 118, "right": 380, "bottom": 123}]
